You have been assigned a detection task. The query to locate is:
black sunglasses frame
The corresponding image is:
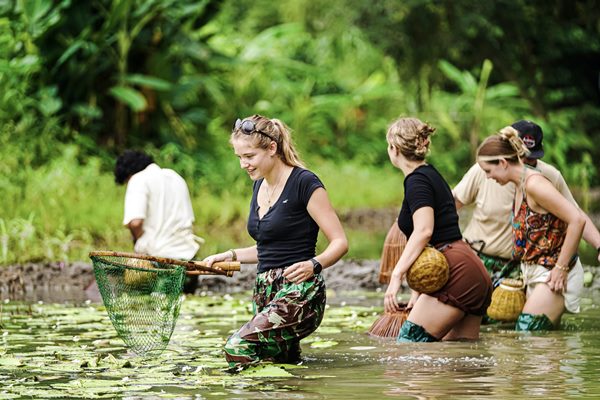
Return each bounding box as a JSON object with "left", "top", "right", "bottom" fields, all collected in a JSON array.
[{"left": 233, "top": 119, "right": 277, "bottom": 142}]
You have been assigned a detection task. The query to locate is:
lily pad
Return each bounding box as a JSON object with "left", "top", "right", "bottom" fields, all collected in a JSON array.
[
  {"left": 239, "top": 364, "right": 294, "bottom": 377},
  {"left": 310, "top": 340, "right": 339, "bottom": 349},
  {"left": 0, "top": 356, "right": 23, "bottom": 367}
]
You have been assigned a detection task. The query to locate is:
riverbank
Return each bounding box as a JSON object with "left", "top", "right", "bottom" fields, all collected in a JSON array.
[{"left": 1, "top": 259, "right": 598, "bottom": 303}]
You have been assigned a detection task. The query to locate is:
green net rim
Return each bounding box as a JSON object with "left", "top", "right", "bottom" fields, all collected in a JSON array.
[
  {"left": 89, "top": 251, "right": 239, "bottom": 276},
  {"left": 89, "top": 255, "right": 183, "bottom": 274}
]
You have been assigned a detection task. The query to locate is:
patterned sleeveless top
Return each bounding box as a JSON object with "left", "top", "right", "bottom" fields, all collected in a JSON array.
[{"left": 512, "top": 174, "right": 575, "bottom": 270}]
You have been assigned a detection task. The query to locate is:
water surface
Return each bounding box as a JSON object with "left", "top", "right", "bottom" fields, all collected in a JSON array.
[{"left": 1, "top": 291, "right": 599, "bottom": 399}]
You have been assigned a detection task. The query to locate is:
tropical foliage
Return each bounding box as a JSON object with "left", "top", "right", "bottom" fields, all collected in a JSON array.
[{"left": 1, "top": 0, "right": 598, "bottom": 264}]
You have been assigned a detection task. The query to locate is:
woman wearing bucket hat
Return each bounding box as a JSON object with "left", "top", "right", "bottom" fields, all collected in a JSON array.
[
  {"left": 477, "top": 127, "right": 586, "bottom": 330},
  {"left": 384, "top": 117, "right": 492, "bottom": 342}
]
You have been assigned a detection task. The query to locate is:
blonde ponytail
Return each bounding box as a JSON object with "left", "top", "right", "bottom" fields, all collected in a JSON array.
[
  {"left": 231, "top": 114, "right": 305, "bottom": 168},
  {"left": 270, "top": 119, "right": 306, "bottom": 168}
]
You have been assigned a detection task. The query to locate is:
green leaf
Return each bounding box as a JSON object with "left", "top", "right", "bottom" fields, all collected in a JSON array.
[
  {"left": 55, "top": 41, "right": 85, "bottom": 68},
  {"left": 124, "top": 74, "right": 172, "bottom": 91},
  {"left": 109, "top": 86, "right": 147, "bottom": 111}
]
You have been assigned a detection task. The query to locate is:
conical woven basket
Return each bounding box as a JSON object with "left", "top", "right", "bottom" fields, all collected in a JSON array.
[
  {"left": 486, "top": 278, "right": 525, "bottom": 322},
  {"left": 367, "top": 303, "right": 410, "bottom": 338},
  {"left": 406, "top": 247, "right": 449, "bottom": 294},
  {"left": 378, "top": 222, "right": 407, "bottom": 284}
]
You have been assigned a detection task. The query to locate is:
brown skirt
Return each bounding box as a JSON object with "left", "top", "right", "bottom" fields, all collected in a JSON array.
[{"left": 430, "top": 240, "right": 492, "bottom": 316}]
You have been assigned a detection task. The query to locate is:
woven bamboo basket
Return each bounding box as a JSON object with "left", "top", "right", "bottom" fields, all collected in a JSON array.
[
  {"left": 486, "top": 278, "right": 525, "bottom": 322},
  {"left": 123, "top": 258, "right": 156, "bottom": 286},
  {"left": 367, "top": 303, "right": 410, "bottom": 338},
  {"left": 406, "top": 246, "right": 449, "bottom": 294},
  {"left": 378, "top": 222, "right": 407, "bottom": 284}
]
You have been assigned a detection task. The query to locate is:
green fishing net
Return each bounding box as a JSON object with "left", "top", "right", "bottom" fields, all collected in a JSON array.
[{"left": 90, "top": 253, "right": 185, "bottom": 356}]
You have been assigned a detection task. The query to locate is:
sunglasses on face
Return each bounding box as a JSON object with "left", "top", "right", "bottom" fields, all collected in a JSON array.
[{"left": 233, "top": 119, "right": 277, "bottom": 142}]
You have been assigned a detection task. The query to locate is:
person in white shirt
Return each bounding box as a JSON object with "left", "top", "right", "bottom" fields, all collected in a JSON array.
[
  {"left": 454, "top": 120, "right": 600, "bottom": 285},
  {"left": 114, "top": 150, "right": 203, "bottom": 293}
]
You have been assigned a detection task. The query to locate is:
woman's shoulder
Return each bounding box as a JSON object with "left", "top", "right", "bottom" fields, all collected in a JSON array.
[
  {"left": 524, "top": 171, "right": 552, "bottom": 193},
  {"left": 293, "top": 167, "right": 321, "bottom": 182},
  {"left": 290, "top": 167, "right": 324, "bottom": 193},
  {"left": 406, "top": 164, "right": 435, "bottom": 182}
]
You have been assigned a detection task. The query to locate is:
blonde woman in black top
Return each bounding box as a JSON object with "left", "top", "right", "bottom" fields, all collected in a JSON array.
[
  {"left": 204, "top": 114, "right": 348, "bottom": 369},
  {"left": 384, "top": 117, "right": 492, "bottom": 342}
]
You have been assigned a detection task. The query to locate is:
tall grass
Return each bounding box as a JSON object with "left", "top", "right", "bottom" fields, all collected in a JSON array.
[
  {"left": 2, "top": 140, "right": 597, "bottom": 265},
  {"left": 0, "top": 143, "right": 404, "bottom": 265}
]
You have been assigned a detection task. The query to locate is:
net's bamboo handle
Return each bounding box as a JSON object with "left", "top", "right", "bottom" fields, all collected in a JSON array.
[
  {"left": 187, "top": 261, "right": 241, "bottom": 271},
  {"left": 186, "top": 270, "right": 234, "bottom": 277},
  {"left": 89, "top": 251, "right": 241, "bottom": 276}
]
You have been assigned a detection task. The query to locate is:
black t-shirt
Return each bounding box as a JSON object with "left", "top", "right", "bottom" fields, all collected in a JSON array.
[
  {"left": 247, "top": 167, "right": 324, "bottom": 272},
  {"left": 398, "top": 164, "right": 462, "bottom": 245}
]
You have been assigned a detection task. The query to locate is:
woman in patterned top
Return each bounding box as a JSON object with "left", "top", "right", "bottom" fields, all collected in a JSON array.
[
  {"left": 477, "top": 126, "right": 585, "bottom": 330},
  {"left": 204, "top": 114, "right": 348, "bottom": 369}
]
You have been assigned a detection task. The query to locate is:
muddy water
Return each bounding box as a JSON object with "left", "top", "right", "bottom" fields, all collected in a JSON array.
[{"left": 1, "top": 290, "right": 600, "bottom": 399}]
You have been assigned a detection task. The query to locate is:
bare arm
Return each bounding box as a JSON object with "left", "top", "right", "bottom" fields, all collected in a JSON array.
[
  {"left": 203, "top": 245, "right": 258, "bottom": 267},
  {"left": 127, "top": 219, "right": 144, "bottom": 244},
  {"left": 526, "top": 175, "right": 585, "bottom": 291},
  {"left": 284, "top": 187, "right": 348, "bottom": 284},
  {"left": 384, "top": 206, "right": 434, "bottom": 312},
  {"left": 581, "top": 212, "right": 600, "bottom": 264},
  {"left": 454, "top": 197, "right": 464, "bottom": 211},
  {"left": 547, "top": 165, "right": 600, "bottom": 261}
]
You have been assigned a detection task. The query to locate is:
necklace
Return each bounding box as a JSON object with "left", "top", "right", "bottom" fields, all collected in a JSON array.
[{"left": 265, "top": 170, "right": 285, "bottom": 207}]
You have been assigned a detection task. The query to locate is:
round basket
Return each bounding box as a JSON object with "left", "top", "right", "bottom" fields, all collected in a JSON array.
[
  {"left": 486, "top": 278, "right": 525, "bottom": 322},
  {"left": 406, "top": 247, "right": 449, "bottom": 294}
]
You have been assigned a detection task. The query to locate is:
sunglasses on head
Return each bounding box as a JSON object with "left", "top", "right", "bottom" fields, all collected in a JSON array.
[{"left": 233, "top": 118, "right": 277, "bottom": 142}]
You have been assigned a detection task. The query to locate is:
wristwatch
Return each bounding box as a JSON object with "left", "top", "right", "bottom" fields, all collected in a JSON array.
[{"left": 310, "top": 258, "right": 322, "bottom": 275}]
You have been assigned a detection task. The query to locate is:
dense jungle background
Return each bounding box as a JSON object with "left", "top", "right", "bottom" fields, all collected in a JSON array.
[{"left": 1, "top": 0, "right": 599, "bottom": 265}]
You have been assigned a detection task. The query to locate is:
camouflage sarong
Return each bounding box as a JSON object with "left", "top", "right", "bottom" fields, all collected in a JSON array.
[
  {"left": 478, "top": 253, "right": 520, "bottom": 286},
  {"left": 224, "top": 267, "right": 326, "bottom": 368}
]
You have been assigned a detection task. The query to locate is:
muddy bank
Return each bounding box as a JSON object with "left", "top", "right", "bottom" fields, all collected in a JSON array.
[
  {"left": 1, "top": 260, "right": 599, "bottom": 303},
  {"left": 0, "top": 259, "right": 382, "bottom": 303}
]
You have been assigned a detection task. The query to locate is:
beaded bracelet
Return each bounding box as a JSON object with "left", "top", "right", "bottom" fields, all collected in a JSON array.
[
  {"left": 228, "top": 249, "right": 237, "bottom": 261},
  {"left": 554, "top": 263, "right": 569, "bottom": 272}
]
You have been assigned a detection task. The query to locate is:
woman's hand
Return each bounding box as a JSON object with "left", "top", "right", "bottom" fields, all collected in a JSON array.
[
  {"left": 384, "top": 272, "right": 404, "bottom": 312},
  {"left": 283, "top": 261, "right": 314, "bottom": 284},
  {"left": 407, "top": 290, "right": 420, "bottom": 309},
  {"left": 546, "top": 266, "right": 568, "bottom": 292},
  {"left": 203, "top": 251, "right": 232, "bottom": 268}
]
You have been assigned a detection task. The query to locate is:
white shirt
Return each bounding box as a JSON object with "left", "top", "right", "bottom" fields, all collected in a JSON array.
[
  {"left": 453, "top": 163, "right": 515, "bottom": 258},
  {"left": 123, "top": 163, "right": 201, "bottom": 259}
]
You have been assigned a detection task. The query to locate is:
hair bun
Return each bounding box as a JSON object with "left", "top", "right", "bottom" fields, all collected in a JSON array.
[{"left": 498, "top": 126, "right": 530, "bottom": 158}]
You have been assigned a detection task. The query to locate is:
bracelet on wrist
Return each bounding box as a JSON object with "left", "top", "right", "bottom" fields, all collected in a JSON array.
[
  {"left": 228, "top": 249, "right": 237, "bottom": 261},
  {"left": 554, "top": 263, "right": 569, "bottom": 272}
]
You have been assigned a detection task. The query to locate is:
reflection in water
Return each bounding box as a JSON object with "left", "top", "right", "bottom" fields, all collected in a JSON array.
[
  {"left": 381, "top": 342, "right": 496, "bottom": 398},
  {"left": 1, "top": 294, "right": 599, "bottom": 399},
  {"left": 301, "top": 300, "right": 600, "bottom": 399}
]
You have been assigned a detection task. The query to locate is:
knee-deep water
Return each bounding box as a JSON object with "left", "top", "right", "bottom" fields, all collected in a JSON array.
[{"left": 1, "top": 289, "right": 600, "bottom": 399}]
